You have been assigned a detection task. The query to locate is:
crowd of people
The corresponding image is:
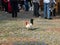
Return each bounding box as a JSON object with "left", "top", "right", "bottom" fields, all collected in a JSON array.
[{"left": 0, "top": 0, "right": 56, "bottom": 19}]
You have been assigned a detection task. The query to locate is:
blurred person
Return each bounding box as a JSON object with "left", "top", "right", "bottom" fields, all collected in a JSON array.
[
  {"left": 0, "top": 0, "right": 2, "bottom": 10},
  {"left": 50, "top": 0, "right": 56, "bottom": 16},
  {"left": 43, "top": 0, "right": 56, "bottom": 19},
  {"left": 10, "top": 0, "right": 19, "bottom": 18},
  {"left": 24, "top": 0, "right": 29, "bottom": 11},
  {"left": 32, "top": 0, "right": 40, "bottom": 17},
  {"left": 7, "top": 0, "right": 12, "bottom": 13},
  {"left": 3, "top": 0, "right": 8, "bottom": 13},
  {"left": 19, "top": 0, "right": 24, "bottom": 10},
  {"left": 1, "top": 0, "right": 5, "bottom": 11},
  {"left": 28, "top": 0, "right": 33, "bottom": 11},
  {"left": 28, "top": 0, "right": 32, "bottom": 7}
]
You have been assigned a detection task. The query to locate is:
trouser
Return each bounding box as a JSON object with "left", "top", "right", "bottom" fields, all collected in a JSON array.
[
  {"left": 33, "top": 2, "right": 40, "bottom": 17},
  {"left": 29, "top": 1, "right": 32, "bottom": 7},
  {"left": 11, "top": 2, "right": 18, "bottom": 17},
  {"left": 44, "top": 3, "right": 51, "bottom": 18},
  {"left": 53, "top": 8, "right": 56, "bottom": 16},
  {"left": 11, "top": 8, "right": 17, "bottom": 18},
  {"left": 4, "top": 3, "right": 8, "bottom": 12},
  {"left": 12, "top": 11, "right": 17, "bottom": 17},
  {"left": 1, "top": 0, "right": 5, "bottom": 11},
  {"left": 20, "top": 1, "right": 24, "bottom": 9},
  {"left": 50, "top": 8, "right": 56, "bottom": 16},
  {"left": 24, "top": 1, "right": 29, "bottom": 11}
]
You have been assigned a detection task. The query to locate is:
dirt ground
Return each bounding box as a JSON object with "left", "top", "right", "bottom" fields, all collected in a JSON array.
[{"left": 0, "top": 11, "right": 60, "bottom": 45}]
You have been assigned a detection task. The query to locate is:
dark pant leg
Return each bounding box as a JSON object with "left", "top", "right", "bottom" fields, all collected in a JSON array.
[
  {"left": 53, "top": 8, "right": 56, "bottom": 16},
  {"left": 29, "top": 1, "right": 32, "bottom": 7},
  {"left": 12, "top": 9, "right": 17, "bottom": 18},
  {"left": 12, "top": 10, "right": 14, "bottom": 17},
  {"left": 33, "top": 3, "right": 39, "bottom": 17},
  {"left": 1, "top": 0, "right": 5, "bottom": 11},
  {"left": 4, "top": 3, "right": 8, "bottom": 12},
  {"left": 12, "top": 10, "right": 17, "bottom": 17},
  {"left": 50, "top": 8, "right": 56, "bottom": 17},
  {"left": 20, "top": 1, "right": 22, "bottom": 9},
  {"left": 36, "top": 3, "right": 40, "bottom": 16},
  {"left": 33, "top": 3, "right": 37, "bottom": 16},
  {"left": 26, "top": 4, "right": 29, "bottom": 11},
  {"left": 14, "top": 11, "right": 17, "bottom": 17},
  {"left": 25, "top": 1, "right": 29, "bottom": 11},
  {"left": 20, "top": 1, "right": 24, "bottom": 9},
  {"left": 11, "top": 2, "right": 18, "bottom": 18}
]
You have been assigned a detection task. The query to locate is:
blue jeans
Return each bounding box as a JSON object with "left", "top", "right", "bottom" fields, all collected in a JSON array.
[
  {"left": 44, "top": 3, "right": 51, "bottom": 18},
  {"left": 24, "top": 1, "right": 29, "bottom": 11}
]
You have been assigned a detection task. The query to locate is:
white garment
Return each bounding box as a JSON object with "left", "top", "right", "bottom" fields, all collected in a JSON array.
[
  {"left": 53, "top": 0, "right": 56, "bottom": 4},
  {"left": 33, "top": 0, "right": 40, "bottom": 4},
  {"left": 29, "top": 6, "right": 34, "bottom": 11},
  {"left": 43, "top": 0, "right": 50, "bottom": 3},
  {"left": 8, "top": 0, "right": 10, "bottom": 2},
  {"left": 43, "top": 0, "right": 56, "bottom": 3}
]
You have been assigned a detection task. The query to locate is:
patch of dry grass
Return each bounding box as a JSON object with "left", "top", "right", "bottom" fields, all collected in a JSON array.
[
  {"left": 0, "top": 11, "right": 60, "bottom": 45},
  {"left": 0, "top": 18, "right": 60, "bottom": 45}
]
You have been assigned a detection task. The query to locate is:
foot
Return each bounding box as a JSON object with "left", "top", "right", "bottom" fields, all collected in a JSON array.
[
  {"left": 14, "top": 16, "right": 17, "bottom": 18},
  {"left": 12, "top": 16, "right": 14, "bottom": 18},
  {"left": 48, "top": 18, "right": 52, "bottom": 20},
  {"left": 44, "top": 17, "right": 47, "bottom": 19}
]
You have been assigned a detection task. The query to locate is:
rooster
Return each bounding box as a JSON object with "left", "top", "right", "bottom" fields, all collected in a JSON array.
[
  {"left": 25, "top": 19, "right": 34, "bottom": 29},
  {"left": 25, "top": 21, "right": 33, "bottom": 29}
]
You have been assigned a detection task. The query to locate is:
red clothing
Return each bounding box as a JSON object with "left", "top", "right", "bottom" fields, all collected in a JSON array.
[
  {"left": 3, "top": 0, "right": 7, "bottom": 3},
  {"left": 8, "top": 0, "right": 12, "bottom": 13}
]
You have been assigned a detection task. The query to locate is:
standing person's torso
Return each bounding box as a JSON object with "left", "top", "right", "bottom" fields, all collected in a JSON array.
[
  {"left": 43, "top": 0, "right": 50, "bottom": 3},
  {"left": 24, "top": 0, "right": 29, "bottom": 1},
  {"left": 3, "top": 0, "right": 8, "bottom": 3},
  {"left": 0, "top": 0, "right": 1, "bottom": 5},
  {"left": 10, "top": 0, "right": 18, "bottom": 2},
  {"left": 50, "top": 0, "right": 56, "bottom": 4},
  {"left": 33, "top": 0, "right": 40, "bottom": 3}
]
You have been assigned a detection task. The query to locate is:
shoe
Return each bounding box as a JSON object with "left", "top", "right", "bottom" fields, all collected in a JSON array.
[
  {"left": 38, "top": 14, "right": 41, "bottom": 17},
  {"left": 48, "top": 18, "right": 52, "bottom": 20},
  {"left": 12, "top": 16, "right": 14, "bottom": 18},
  {"left": 12, "top": 15, "right": 14, "bottom": 18},
  {"left": 44, "top": 17, "right": 47, "bottom": 19},
  {"left": 15, "top": 16, "right": 17, "bottom": 18},
  {"left": 15, "top": 15, "right": 17, "bottom": 18}
]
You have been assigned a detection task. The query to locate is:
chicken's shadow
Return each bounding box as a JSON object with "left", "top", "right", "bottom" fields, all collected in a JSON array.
[{"left": 28, "top": 27, "right": 39, "bottom": 30}]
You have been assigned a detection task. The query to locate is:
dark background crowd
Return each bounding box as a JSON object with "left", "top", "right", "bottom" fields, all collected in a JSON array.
[
  {"left": 0, "top": 0, "right": 56, "bottom": 19},
  {"left": 0, "top": 0, "right": 33, "bottom": 18}
]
